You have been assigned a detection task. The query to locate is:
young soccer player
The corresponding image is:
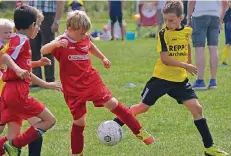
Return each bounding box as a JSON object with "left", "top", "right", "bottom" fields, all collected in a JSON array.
[
  {"left": 221, "top": 3, "right": 231, "bottom": 66},
  {"left": 113, "top": 1, "right": 229, "bottom": 155},
  {"left": 41, "top": 10, "right": 154, "bottom": 155},
  {"left": 0, "top": 5, "right": 61, "bottom": 156},
  {"left": 0, "top": 17, "right": 55, "bottom": 156}
]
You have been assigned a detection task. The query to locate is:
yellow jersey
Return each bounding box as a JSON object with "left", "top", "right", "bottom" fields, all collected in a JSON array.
[
  {"left": 153, "top": 25, "right": 192, "bottom": 82},
  {"left": 0, "top": 43, "right": 9, "bottom": 95}
]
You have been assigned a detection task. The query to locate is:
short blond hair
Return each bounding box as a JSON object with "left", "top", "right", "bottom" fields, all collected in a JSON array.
[
  {"left": 67, "top": 10, "right": 91, "bottom": 31},
  {"left": 0, "top": 18, "right": 14, "bottom": 29},
  {"left": 30, "top": 6, "right": 44, "bottom": 24}
]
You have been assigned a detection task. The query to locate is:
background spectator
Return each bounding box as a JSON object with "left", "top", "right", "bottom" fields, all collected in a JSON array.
[
  {"left": 187, "top": 0, "right": 228, "bottom": 89},
  {"left": 29, "top": 0, "right": 64, "bottom": 85},
  {"left": 108, "top": 0, "right": 125, "bottom": 40},
  {"left": 157, "top": 0, "right": 165, "bottom": 31},
  {"left": 221, "top": 3, "right": 231, "bottom": 66},
  {"left": 67, "top": 0, "right": 85, "bottom": 11},
  {"left": 182, "top": 0, "right": 188, "bottom": 25}
]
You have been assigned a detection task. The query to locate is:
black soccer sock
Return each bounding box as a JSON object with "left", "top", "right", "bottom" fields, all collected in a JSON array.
[
  {"left": 194, "top": 118, "right": 213, "bottom": 148},
  {"left": 113, "top": 117, "right": 125, "bottom": 126},
  {"left": 28, "top": 136, "right": 43, "bottom": 156}
]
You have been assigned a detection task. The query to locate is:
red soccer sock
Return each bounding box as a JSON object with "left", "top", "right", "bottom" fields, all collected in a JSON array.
[
  {"left": 71, "top": 123, "right": 85, "bottom": 154},
  {"left": 12, "top": 126, "right": 41, "bottom": 148},
  {"left": 111, "top": 102, "right": 142, "bottom": 135},
  {"left": 0, "top": 136, "right": 7, "bottom": 155}
]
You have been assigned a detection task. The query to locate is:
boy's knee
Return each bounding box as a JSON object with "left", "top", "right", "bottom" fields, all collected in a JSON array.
[
  {"left": 103, "top": 97, "right": 118, "bottom": 110},
  {"left": 192, "top": 104, "right": 203, "bottom": 118},
  {"left": 131, "top": 103, "right": 149, "bottom": 115},
  {"left": 73, "top": 115, "right": 86, "bottom": 127}
]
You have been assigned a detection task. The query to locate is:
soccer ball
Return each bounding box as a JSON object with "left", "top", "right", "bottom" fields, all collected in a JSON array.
[{"left": 97, "top": 120, "right": 123, "bottom": 146}]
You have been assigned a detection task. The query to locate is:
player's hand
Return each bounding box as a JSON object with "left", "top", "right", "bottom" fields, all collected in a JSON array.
[
  {"left": 184, "top": 64, "right": 197, "bottom": 76},
  {"left": 15, "top": 68, "right": 30, "bottom": 79},
  {"left": 39, "top": 57, "right": 51, "bottom": 66},
  {"left": 55, "top": 39, "right": 68, "bottom": 48},
  {"left": 102, "top": 57, "right": 111, "bottom": 69},
  {"left": 46, "top": 81, "right": 63, "bottom": 92},
  {"left": 51, "top": 22, "right": 59, "bottom": 33}
]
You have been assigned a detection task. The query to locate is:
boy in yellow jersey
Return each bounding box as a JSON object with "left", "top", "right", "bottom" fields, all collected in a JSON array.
[{"left": 113, "top": 1, "right": 229, "bottom": 155}]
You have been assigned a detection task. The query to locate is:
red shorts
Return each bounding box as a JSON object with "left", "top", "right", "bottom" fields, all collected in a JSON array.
[
  {"left": 64, "top": 82, "right": 112, "bottom": 120},
  {"left": 1, "top": 81, "right": 45, "bottom": 126}
]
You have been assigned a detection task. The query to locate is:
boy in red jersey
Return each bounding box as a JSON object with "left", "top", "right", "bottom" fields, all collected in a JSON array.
[
  {"left": 41, "top": 10, "right": 154, "bottom": 155},
  {"left": 0, "top": 17, "right": 54, "bottom": 156},
  {"left": 0, "top": 5, "right": 61, "bottom": 156}
]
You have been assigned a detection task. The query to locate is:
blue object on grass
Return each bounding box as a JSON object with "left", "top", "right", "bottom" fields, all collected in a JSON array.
[{"left": 126, "top": 32, "right": 135, "bottom": 40}]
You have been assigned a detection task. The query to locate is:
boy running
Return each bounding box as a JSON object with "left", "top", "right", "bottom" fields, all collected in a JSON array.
[
  {"left": 0, "top": 16, "right": 56, "bottom": 156},
  {"left": 113, "top": 1, "right": 229, "bottom": 155},
  {"left": 0, "top": 5, "right": 61, "bottom": 156},
  {"left": 41, "top": 10, "right": 154, "bottom": 155}
]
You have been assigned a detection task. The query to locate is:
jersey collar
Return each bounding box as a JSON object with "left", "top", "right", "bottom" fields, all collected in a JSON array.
[
  {"left": 64, "top": 33, "right": 78, "bottom": 43},
  {"left": 16, "top": 33, "right": 28, "bottom": 39},
  {"left": 166, "top": 24, "right": 184, "bottom": 31}
]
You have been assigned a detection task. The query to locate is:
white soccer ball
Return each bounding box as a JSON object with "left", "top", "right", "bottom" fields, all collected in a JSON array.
[{"left": 97, "top": 120, "right": 123, "bottom": 146}]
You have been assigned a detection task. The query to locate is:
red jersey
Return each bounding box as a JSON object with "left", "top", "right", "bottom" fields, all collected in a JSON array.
[
  {"left": 2, "top": 33, "right": 32, "bottom": 84},
  {"left": 52, "top": 33, "right": 103, "bottom": 96}
]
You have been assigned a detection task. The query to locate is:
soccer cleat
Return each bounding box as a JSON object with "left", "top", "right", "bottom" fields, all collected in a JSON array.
[
  {"left": 192, "top": 79, "right": 206, "bottom": 89},
  {"left": 3, "top": 141, "right": 21, "bottom": 156},
  {"left": 136, "top": 128, "right": 154, "bottom": 145},
  {"left": 204, "top": 145, "right": 229, "bottom": 156},
  {"left": 221, "top": 62, "right": 228, "bottom": 67},
  {"left": 208, "top": 79, "right": 217, "bottom": 89}
]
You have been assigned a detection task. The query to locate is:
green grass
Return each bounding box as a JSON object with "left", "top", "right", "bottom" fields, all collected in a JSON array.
[{"left": 5, "top": 22, "right": 231, "bottom": 155}]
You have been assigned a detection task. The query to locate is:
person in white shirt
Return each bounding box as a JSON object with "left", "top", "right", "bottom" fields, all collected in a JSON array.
[{"left": 187, "top": 0, "right": 228, "bottom": 89}]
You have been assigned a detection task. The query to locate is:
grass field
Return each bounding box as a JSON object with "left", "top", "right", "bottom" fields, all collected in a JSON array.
[{"left": 6, "top": 21, "right": 231, "bottom": 156}]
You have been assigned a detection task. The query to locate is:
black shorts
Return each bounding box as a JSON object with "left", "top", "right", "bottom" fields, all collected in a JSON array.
[
  {"left": 110, "top": 14, "right": 123, "bottom": 24},
  {"left": 141, "top": 77, "right": 198, "bottom": 105}
]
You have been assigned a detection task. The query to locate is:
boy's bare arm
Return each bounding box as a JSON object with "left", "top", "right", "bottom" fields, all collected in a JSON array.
[
  {"left": 2, "top": 53, "right": 30, "bottom": 79},
  {"left": 160, "top": 52, "right": 197, "bottom": 75},
  {"left": 31, "top": 72, "right": 49, "bottom": 88},
  {"left": 31, "top": 72, "right": 62, "bottom": 91},
  {"left": 31, "top": 57, "right": 51, "bottom": 68},
  {"left": 160, "top": 52, "right": 187, "bottom": 68},
  {"left": 187, "top": 44, "right": 192, "bottom": 64},
  {"left": 90, "top": 42, "right": 111, "bottom": 68},
  {"left": 41, "top": 39, "right": 68, "bottom": 55},
  {"left": 41, "top": 42, "right": 58, "bottom": 55},
  {"left": 89, "top": 42, "right": 106, "bottom": 60}
]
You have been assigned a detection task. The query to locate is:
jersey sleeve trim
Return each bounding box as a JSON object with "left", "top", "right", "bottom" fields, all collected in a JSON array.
[
  {"left": 159, "top": 29, "right": 168, "bottom": 52},
  {"left": 10, "top": 37, "right": 27, "bottom": 60}
]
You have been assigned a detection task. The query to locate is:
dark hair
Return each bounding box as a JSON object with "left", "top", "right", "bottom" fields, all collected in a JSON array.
[
  {"left": 14, "top": 5, "right": 37, "bottom": 30},
  {"left": 163, "top": 1, "right": 183, "bottom": 17}
]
